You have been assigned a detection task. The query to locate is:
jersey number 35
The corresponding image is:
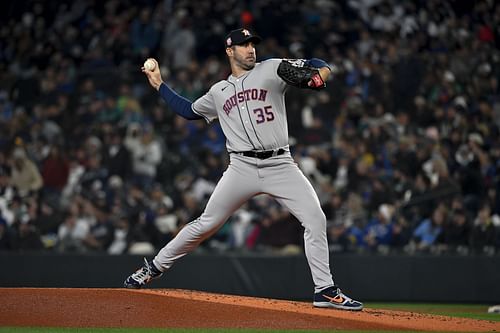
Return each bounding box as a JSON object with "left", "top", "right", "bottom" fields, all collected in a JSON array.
[{"left": 253, "top": 105, "right": 275, "bottom": 124}]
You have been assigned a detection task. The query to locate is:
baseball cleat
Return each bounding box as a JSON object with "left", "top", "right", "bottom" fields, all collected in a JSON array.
[
  {"left": 123, "top": 258, "right": 163, "bottom": 289},
  {"left": 313, "top": 286, "right": 363, "bottom": 311}
]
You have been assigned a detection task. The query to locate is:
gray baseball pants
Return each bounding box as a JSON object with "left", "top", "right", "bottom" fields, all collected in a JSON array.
[{"left": 153, "top": 152, "right": 334, "bottom": 292}]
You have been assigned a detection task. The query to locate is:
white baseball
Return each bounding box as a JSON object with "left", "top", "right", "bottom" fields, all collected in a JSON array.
[{"left": 144, "top": 59, "right": 156, "bottom": 71}]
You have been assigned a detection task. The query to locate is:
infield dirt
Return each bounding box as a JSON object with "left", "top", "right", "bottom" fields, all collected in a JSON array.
[{"left": 1, "top": 288, "right": 499, "bottom": 331}]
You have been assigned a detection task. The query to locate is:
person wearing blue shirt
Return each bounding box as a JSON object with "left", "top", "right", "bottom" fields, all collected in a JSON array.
[{"left": 412, "top": 207, "right": 445, "bottom": 251}]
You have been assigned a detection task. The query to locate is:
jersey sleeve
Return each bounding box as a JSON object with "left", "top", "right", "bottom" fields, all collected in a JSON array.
[
  {"left": 192, "top": 89, "right": 218, "bottom": 123},
  {"left": 261, "top": 59, "right": 288, "bottom": 90}
]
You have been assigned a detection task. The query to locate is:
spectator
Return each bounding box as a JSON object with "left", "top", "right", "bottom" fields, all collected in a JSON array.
[
  {"left": 391, "top": 215, "right": 412, "bottom": 250},
  {"left": 363, "top": 204, "right": 395, "bottom": 253},
  {"left": 152, "top": 203, "right": 178, "bottom": 248},
  {"left": 201, "top": 126, "right": 225, "bottom": 155},
  {"left": 126, "top": 124, "right": 162, "bottom": 191},
  {"left": 130, "top": 8, "right": 160, "bottom": 58},
  {"left": 411, "top": 206, "right": 446, "bottom": 252},
  {"left": 470, "top": 203, "right": 498, "bottom": 255},
  {"left": 40, "top": 205, "right": 62, "bottom": 241},
  {"left": 438, "top": 208, "right": 470, "bottom": 254},
  {"left": 455, "top": 139, "right": 487, "bottom": 214},
  {"left": 83, "top": 204, "right": 114, "bottom": 252},
  {"left": 57, "top": 211, "right": 90, "bottom": 253},
  {"left": 108, "top": 214, "right": 130, "bottom": 255},
  {"left": 11, "top": 221, "right": 44, "bottom": 251},
  {"left": 255, "top": 206, "right": 303, "bottom": 254},
  {"left": 41, "top": 144, "right": 70, "bottom": 207},
  {"left": 0, "top": 164, "right": 15, "bottom": 225},
  {"left": 41, "top": 145, "right": 70, "bottom": 191},
  {"left": 102, "top": 129, "right": 132, "bottom": 180},
  {"left": 325, "top": 192, "right": 367, "bottom": 252},
  {"left": 9, "top": 148, "right": 43, "bottom": 198},
  {"left": 228, "top": 208, "right": 254, "bottom": 251},
  {"left": 162, "top": 11, "right": 196, "bottom": 70},
  {"left": 127, "top": 211, "right": 156, "bottom": 255},
  {"left": 79, "top": 155, "right": 108, "bottom": 200}
]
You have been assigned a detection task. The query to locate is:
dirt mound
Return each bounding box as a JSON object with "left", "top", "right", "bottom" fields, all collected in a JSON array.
[{"left": 1, "top": 288, "right": 498, "bottom": 331}]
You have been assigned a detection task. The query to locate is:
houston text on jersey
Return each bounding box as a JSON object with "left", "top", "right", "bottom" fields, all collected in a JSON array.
[{"left": 222, "top": 88, "right": 268, "bottom": 115}]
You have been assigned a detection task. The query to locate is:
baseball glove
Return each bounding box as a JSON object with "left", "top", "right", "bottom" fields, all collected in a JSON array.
[{"left": 277, "top": 59, "right": 326, "bottom": 90}]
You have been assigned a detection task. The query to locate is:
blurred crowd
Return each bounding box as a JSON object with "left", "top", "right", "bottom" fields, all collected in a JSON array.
[{"left": 0, "top": 0, "right": 499, "bottom": 255}]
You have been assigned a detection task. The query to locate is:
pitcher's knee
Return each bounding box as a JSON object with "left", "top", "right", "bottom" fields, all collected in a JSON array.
[
  {"left": 301, "top": 210, "right": 327, "bottom": 233},
  {"left": 188, "top": 215, "right": 225, "bottom": 237}
]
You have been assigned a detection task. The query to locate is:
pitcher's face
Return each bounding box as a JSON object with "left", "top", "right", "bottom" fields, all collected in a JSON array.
[{"left": 228, "top": 42, "right": 256, "bottom": 70}]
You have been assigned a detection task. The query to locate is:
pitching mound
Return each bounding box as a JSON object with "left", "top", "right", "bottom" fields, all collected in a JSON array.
[{"left": 1, "top": 288, "right": 498, "bottom": 331}]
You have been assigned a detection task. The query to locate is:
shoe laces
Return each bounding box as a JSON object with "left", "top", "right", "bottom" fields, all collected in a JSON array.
[
  {"left": 325, "top": 287, "right": 353, "bottom": 303},
  {"left": 131, "top": 260, "right": 153, "bottom": 283},
  {"left": 335, "top": 288, "right": 356, "bottom": 303}
]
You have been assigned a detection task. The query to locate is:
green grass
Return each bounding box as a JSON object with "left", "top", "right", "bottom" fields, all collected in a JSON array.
[
  {"left": 366, "top": 302, "right": 500, "bottom": 322},
  {"left": 0, "top": 329, "right": 475, "bottom": 333}
]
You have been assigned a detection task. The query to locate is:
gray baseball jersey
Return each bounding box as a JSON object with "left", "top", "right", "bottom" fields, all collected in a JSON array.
[
  {"left": 153, "top": 58, "right": 335, "bottom": 293},
  {"left": 192, "top": 59, "right": 288, "bottom": 152}
]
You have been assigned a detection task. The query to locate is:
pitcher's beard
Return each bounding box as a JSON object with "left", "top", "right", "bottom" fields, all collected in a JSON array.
[
  {"left": 234, "top": 55, "right": 256, "bottom": 70},
  {"left": 241, "top": 62, "right": 255, "bottom": 70}
]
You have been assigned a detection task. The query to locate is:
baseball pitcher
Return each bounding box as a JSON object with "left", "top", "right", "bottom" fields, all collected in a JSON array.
[{"left": 124, "top": 28, "right": 363, "bottom": 311}]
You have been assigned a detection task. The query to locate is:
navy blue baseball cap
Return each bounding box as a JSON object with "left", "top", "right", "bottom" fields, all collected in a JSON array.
[{"left": 225, "top": 28, "right": 262, "bottom": 48}]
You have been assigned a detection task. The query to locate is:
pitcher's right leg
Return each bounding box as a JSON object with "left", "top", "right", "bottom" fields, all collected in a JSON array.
[{"left": 152, "top": 156, "right": 259, "bottom": 272}]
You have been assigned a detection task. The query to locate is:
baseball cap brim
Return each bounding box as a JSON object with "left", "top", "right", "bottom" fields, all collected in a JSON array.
[
  {"left": 225, "top": 29, "right": 262, "bottom": 47},
  {"left": 237, "top": 35, "right": 261, "bottom": 45}
]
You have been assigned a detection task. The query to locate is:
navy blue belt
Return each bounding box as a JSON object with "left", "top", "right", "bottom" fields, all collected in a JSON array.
[{"left": 233, "top": 148, "right": 285, "bottom": 159}]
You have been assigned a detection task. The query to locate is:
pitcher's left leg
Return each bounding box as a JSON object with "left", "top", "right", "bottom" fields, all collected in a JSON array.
[
  {"left": 262, "top": 161, "right": 333, "bottom": 292},
  {"left": 262, "top": 159, "right": 363, "bottom": 310},
  {"left": 262, "top": 161, "right": 363, "bottom": 310}
]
